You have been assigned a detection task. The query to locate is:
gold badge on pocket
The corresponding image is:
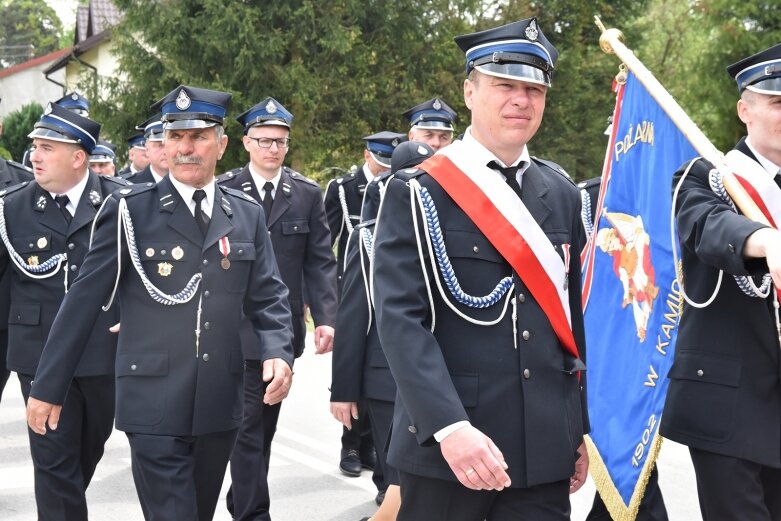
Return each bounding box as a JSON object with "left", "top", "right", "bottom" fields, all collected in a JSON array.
[
  {"left": 157, "top": 262, "right": 173, "bottom": 277},
  {"left": 27, "top": 256, "right": 39, "bottom": 266}
]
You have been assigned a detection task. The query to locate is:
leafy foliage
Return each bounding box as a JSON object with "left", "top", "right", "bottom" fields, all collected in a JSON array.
[
  {"left": 0, "top": 0, "right": 63, "bottom": 67},
  {"left": 0, "top": 101, "right": 42, "bottom": 161}
]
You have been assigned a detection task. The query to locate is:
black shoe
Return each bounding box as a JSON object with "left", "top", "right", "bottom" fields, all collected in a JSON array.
[
  {"left": 359, "top": 518, "right": 371, "bottom": 521},
  {"left": 340, "top": 448, "right": 362, "bottom": 477},
  {"left": 360, "top": 447, "right": 377, "bottom": 471},
  {"left": 374, "top": 489, "right": 386, "bottom": 506}
]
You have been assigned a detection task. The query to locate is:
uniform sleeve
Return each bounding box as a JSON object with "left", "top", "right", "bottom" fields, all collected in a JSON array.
[
  {"left": 673, "top": 158, "right": 767, "bottom": 275},
  {"left": 242, "top": 207, "right": 295, "bottom": 366},
  {"left": 29, "top": 196, "right": 126, "bottom": 404},
  {"left": 323, "top": 180, "right": 344, "bottom": 248},
  {"left": 372, "top": 178, "right": 469, "bottom": 445},
  {"left": 330, "top": 230, "right": 369, "bottom": 402},
  {"left": 303, "top": 190, "right": 338, "bottom": 327}
]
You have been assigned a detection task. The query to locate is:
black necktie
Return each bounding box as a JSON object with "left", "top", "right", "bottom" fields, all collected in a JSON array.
[
  {"left": 488, "top": 160, "right": 523, "bottom": 200},
  {"left": 192, "top": 189, "right": 210, "bottom": 236},
  {"left": 261, "top": 181, "right": 274, "bottom": 220},
  {"left": 54, "top": 195, "right": 72, "bottom": 224}
]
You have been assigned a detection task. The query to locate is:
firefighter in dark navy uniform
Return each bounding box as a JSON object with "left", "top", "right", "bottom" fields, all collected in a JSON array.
[
  {"left": 117, "top": 130, "right": 149, "bottom": 178},
  {"left": 217, "top": 96, "right": 337, "bottom": 521},
  {"left": 0, "top": 102, "right": 128, "bottom": 520},
  {"left": 372, "top": 18, "right": 589, "bottom": 521},
  {"left": 331, "top": 140, "right": 435, "bottom": 521},
  {"left": 324, "top": 131, "right": 403, "bottom": 488},
  {"left": 123, "top": 115, "right": 168, "bottom": 185},
  {"left": 26, "top": 85, "right": 294, "bottom": 521},
  {"left": 661, "top": 44, "right": 781, "bottom": 521}
]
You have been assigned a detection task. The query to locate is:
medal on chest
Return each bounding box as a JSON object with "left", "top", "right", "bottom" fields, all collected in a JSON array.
[{"left": 219, "top": 236, "right": 231, "bottom": 270}]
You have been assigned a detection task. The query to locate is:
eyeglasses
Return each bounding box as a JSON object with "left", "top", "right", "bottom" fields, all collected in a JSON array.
[{"left": 248, "top": 137, "right": 290, "bottom": 149}]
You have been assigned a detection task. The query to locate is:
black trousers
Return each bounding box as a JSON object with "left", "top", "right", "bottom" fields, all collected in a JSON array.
[
  {"left": 586, "top": 466, "right": 667, "bottom": 521},
  {"left": 19, "top": 373, "right": 115, "bottom": 521},
  {"left": 690, "top": 447, "right": 781, "bottom": 521},
  {"left": 398, "top": 471, "right": 570, "bottom": 521},
  {"left": 226, "top": 360, "right": 283, "bottom": 521},
  {"left": 341, "top": 398, "right": 385, "bottom": 491},
  {"left": 366, "top": 398, "right": 399, "bottom": 486},
  {"left": 127, "top": 428, "right": 238, "bottom": 521}
]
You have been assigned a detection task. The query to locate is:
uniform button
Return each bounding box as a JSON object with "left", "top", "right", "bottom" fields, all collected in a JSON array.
[
  {"left": 203, "top": 290, "right": 210, "bottom": 298},
  {"left": 696, "top": 369, "right": 704, "bottom": 377},
  {"left": 473, "top": 245, "right": 479, "bottom": 254},
  {"left": 268, "top": 230, "right": 271, "bottom": 235},
  {"left": 523, "top": 369, "right": 531, "bottom": 379},
  {"left": 518, "top": 293, "right": 526, "bottom": 303},
  {"left": 293, "top": 225, "right": 299, "bottom": 231},
  {"left": 28, "top": 243, "right": 34, "bottom": 249},
  {"left": 161, "top": 249, "right": 167, "bottom": 255},
  {"left": 70, "top": 264, "right": 78, "bottom": 271},
  {"left": 238, "top": 249, "right": 244, "bottom": 256},
  {"left": 522, "top": 330, "right": 530, "bottom": 340},
  {"left": 131, "top": 364, "right": 137, "bottom": 371},
  {"left": 728, "top": 244, "right": 736, "bottom": 253},
  {"left": 203, "top": 322, "right": 210, "bottom": 330},
  {"left": 408, "top": 425, "right": 417, "bottom": 434},
  {"left": 202, "top": 259, "right": 209, "bottom": 266},
  {"left": 202, "top": 353, "right": 210, "bottom": 362},
  {"left": 68, "top": 243, "right": 75, "bottom": 250}
]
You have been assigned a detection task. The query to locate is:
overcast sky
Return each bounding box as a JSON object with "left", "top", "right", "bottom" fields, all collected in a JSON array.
[{"left": 46, "top": 0, "right": 79, "bottom": 31}]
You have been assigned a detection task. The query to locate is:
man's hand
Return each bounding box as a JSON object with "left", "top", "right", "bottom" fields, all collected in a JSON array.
[
  {"left": 569, "top": 441, "right": 589, "bottom": 494},
  {"left": 744, "top": 227, "right": 781, "bottom": 287},
  {"left": 109, "top": 323, "right": 120, "bottom": 333},
  {"left": 313, "top": 325, "right": 335, "bottom": 354},
  {"left": 440, "top": 425, "right": 510, "bottom": 491},
  {"left": 262, "top": 358, "right": 293, "bottom": 405},
  {"left": 330, "top": 401, "right": 358, "bottom": 429},
  {"left": 26, "top": 397, "right": 62, "bottom": 435}
]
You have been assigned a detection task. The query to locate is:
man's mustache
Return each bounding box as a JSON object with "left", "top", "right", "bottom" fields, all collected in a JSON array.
[{"left": 173, "top": 155, "right": 202, "bottom": 165}]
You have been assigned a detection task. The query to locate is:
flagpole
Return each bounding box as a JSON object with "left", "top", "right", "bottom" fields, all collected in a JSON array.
[{"left": 594, "top": 17, "right": 771, "bottom": 226}]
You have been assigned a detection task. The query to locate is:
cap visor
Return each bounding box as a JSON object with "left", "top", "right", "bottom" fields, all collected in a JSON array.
[
  {"left": 370, "top": 152, "right": 391, "bottom": 169},
  {"left": 412, "top": 121, "right": 455, "bottom": 131},
  {"left": 28, "top": 127, "right": 80, "bottom": 145},
  {"left": 163, "top": 119, "right": 218, "bottom": 130},
  {"left": 475, "top": 63, "right": 550, "bottom": 86},
  {"left": 746, "top": 77, "right": 781, "bottom": 96}
]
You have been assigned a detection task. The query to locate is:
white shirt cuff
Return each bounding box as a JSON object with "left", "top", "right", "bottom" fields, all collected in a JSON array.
[{"left": 434, "top": 421, "right": 471, "bottom": 442}]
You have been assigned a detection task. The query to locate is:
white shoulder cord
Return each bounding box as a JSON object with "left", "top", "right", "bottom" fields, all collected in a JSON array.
[
  {"left": 101, "top": 197, "right": 203, "bottom": 312},
  {"left": 338, "top": 185, "right": 355, "bottom": 236},
  {"left": 409, "top": 179, "right": 514, "bottom": 327},
  {"left": 358, "top": 229, "right": 374, "bottom": 336},
  {"left": 671, "top": 158, "right": 724, "bottom": 309},
  {"left": 407, "top": 179, "right": 438, "bottom": 332},
  {"left": 0, "top": 198, "right": 69, "bottom": 292}
]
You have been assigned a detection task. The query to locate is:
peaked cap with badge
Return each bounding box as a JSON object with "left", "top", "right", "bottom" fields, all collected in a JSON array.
[
  {"left": 402, "top": 98, "right": 458, "bottom": 131},
  {"left": 54, "top": 92, "right": 90, "bottom": 117},
  {"left": 364, "top": 131, "right": 406, "bottom": 169},
  {"left": 89, "top": 140, "right": 116, "bottom": 163},
  {"left": 137, "top": 113, "right": 165, "bottom": 142},
  {"left": 126, "top": 130, "right": 146, "bottom": 150},
  {"left": 151, "top": 85, "right": 232, "bottom": 130},
  {"left": 236, "top": 97, "right": 293, "bottom": 133},
  {"left": 727, "top": 43, "right": 781, "bottom": 95},
  {"left": 28, "top": 102, "right": 101, "bottom": 154},
  {"left": 455, "top": 16, "right": 558, "bottom": 86}
]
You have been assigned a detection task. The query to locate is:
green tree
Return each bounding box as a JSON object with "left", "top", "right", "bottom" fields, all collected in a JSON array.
[
  {"left": 0, "top": 0, "right": 63, "bottom": 67},
  {"left": 0, "top": 102, "right": 42, "bottom": 161}
]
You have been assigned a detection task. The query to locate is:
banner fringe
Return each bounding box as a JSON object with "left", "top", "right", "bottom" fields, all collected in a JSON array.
[{"left": 585, "top": 432, "right": 664, "bottom": 521}]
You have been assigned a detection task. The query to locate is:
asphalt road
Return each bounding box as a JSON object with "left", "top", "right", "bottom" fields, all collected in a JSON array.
[{"left": 0, "top": 337, "right": 703, "bottom": 520}]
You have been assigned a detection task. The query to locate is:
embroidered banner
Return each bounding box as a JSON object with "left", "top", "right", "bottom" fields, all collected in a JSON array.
[{"left": 581, "top": 71, "right": 696, "bottom": 521}]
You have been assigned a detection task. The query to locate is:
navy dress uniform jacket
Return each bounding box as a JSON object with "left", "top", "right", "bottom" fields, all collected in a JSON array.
[
  {"left": 218, "top": 165, "right": 337, "bottom": 358},
  {"left": 372, "top": 159, "right": 589, "bottom": 488},
  {"left": 330, "top": 221, "right": 396, "bottom": 404},
  {"left": 324, "top": 169, "right": 366, "bottom": 286},
  {"left": 660, "top": 137, "right": 781, "bottom": 468},
  {"left": 29, "top": 175, "right": 294, "bottom": 436},
  {"left": 0, "top": 171, "right": 126, "bottom": 377}
]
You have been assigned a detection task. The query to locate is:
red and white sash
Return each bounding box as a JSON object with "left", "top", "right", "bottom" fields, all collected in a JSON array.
[
  {"left": 725, "top": 149, "right": 781, "bottom": 228},
  {"left": 419, "top": 141, "right": 579, "bottom": 360}
]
